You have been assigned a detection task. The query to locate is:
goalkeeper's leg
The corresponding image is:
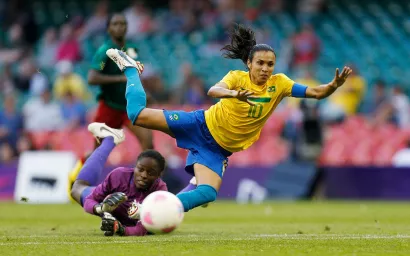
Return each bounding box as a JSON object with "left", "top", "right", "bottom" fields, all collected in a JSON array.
[{"left": 71, "top": 123, "right": 124, "bottom": 205}]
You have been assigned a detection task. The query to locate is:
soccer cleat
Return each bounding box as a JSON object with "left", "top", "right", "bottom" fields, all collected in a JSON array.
[
  {"left": 106, "top": 48, "right": 144, "bottom": 74},
  {"left": 88, "top": 122, "right": 125, "bottom": 145}
]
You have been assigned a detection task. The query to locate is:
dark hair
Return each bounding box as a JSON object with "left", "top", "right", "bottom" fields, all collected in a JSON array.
[
  {"left": 106, "top": 13, "right": 127, "bottom": 29},
  {"left": 221, "top": 23, "right": 275, "bottom": 66},
  {"left": 137, "top": 150, "right": 166, "bottom": 172}
]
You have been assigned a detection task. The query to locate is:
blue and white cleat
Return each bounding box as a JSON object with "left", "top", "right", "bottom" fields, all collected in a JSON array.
[{"left": 106, "top": 48, "right": 144, "bottom": 74}]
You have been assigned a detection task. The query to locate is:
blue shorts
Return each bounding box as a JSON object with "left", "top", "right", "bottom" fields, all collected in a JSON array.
[{"left": 163, "top": 109, "right": 232, "bottom": 178}]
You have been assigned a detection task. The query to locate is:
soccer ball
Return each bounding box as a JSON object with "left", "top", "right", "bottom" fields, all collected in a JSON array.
[{"left": 140, "top": 191, "right": 184, "bottom": 234}]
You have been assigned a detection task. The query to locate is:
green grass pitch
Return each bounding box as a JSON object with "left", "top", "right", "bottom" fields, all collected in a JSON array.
[{"left": 1, "top": 201, "right": 410, "bottom": 255}]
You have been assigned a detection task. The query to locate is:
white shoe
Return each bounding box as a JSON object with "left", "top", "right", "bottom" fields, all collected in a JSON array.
[
  {"left": 106, "top": 48, "right": 143, "bottom": 74},
  {"left": 87, "top": 122, "right": 125, "bottom": 145}
]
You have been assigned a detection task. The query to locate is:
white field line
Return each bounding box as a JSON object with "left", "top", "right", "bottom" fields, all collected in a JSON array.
[{"left": 1, "top": 234, "right": 410, "bottom": 246}]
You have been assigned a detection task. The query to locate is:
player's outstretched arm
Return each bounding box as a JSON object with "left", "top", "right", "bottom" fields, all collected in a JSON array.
[
  {"left": 208, "top": 82, "right": 256, "bottom": 106},
  {"left": 305, "top": 66, "right": 352, "bottom": 100}
]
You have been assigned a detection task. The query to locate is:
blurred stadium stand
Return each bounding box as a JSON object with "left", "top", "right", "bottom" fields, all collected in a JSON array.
[{"left": 0, "top": 0, "right": 409, "bottom": 167}]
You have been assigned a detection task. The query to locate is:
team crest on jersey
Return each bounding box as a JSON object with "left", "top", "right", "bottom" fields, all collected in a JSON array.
[
  {"left": 268, "top": 86, "right": 276, "bottom": 92},
  {"left": 99, "top": 61, "right": 105, "bottom": 70}
]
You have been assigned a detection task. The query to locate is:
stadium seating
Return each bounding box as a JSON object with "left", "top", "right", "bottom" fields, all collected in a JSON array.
[
  {"left": 6, "top": 0, "right": 410, "bottom": 167},
  {"left": 23, "top": 0, "right": 410, "bottom": 90},
  {"left": 27, "top": 107, "right": 410, "bottom": 167}
]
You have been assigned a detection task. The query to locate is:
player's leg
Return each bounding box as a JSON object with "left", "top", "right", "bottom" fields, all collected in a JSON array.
[
  {"left": 67, "top": 101, "right": 124, "bottom": 199},
  {"left": 106, "top": 49, "right": 173, "bottom": 136},
  {"left": 71, "top": 123, "right": 125, "bottom": 205},
  {"left": 178, "top": 177, "right": 210, "bottom": 208},
  {"left": 176, "top": 147, "right": 229, "bottom": 212},
  {"left": 124, "top": 122, "right": 154, "bottom": 150},
  {"left": 176, "top": 163, "right": 222, "bottom": 212}
]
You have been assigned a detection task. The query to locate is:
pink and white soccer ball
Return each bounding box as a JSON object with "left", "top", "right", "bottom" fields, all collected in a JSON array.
[{"left": 140, "top": 191, "right": 184, "bottom": 234}]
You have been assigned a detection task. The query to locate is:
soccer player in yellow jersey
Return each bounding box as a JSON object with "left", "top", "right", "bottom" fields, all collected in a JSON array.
[{"left": 106, "top": 24, "right": 352, "bottom": 212}]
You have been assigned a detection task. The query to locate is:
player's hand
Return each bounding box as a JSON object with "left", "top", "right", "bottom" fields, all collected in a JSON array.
[
  {"left": 101, "top": 212, "right": 125, "bottom": 236},
  {"left": 234, "top": 90, "right": 256, "bottom": 106},
  {"left": 101, "top": 192, "right": 128, "bottom": 213},
  {"left": 330, "top": 66, "right": 352, "bottom": 88},
  {"left": 128, "top": 200, "right": 142, "bottom": 220}
]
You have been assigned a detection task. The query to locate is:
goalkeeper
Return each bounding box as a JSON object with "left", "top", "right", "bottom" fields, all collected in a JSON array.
[{"left": 70, "top": 122, "right": 167, "bottom": 236}]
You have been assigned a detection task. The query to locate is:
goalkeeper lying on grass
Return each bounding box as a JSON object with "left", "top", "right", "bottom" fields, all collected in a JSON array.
[{"left": 69, "top": 122, "right": 167, "bottom": 236}]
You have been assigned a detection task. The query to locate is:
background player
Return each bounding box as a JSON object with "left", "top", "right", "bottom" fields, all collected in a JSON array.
[
  {"left": 68, "top": 13, "right": 153, "bottom": 192},
  {"left": 70, "top": 122, "right": 167, "bottom": 236},
  {"left": 106, "top": 23, "right": 352, "bottom": 214}
]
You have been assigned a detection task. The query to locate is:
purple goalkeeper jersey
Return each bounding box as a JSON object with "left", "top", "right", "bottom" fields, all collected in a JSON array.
[{"left": 83, "top": 167, "right": 167, "bottom": 236}]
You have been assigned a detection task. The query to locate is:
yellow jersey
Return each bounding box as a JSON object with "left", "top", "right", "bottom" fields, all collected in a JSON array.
[{"left": 205, "top": 70, "right": 294, "bottom": 153}]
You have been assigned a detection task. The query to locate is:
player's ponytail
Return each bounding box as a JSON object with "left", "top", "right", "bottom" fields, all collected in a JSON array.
[
  {"left": 221, "top": 23, "right": 275, "bottom": 67},
  {"left": 221, "top": 24, "right": 256, "bottom": 65}
]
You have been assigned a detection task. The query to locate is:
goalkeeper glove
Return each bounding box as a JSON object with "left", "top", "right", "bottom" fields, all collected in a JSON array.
[
  {"left": 101, "top": 212, "right": 125, "bottom": 236},
  {"left": 127, "top": 200, "right": 142, "bottom": 220},
  {"left": 94, "top": 192, "right": 128, "bottom": 214}
]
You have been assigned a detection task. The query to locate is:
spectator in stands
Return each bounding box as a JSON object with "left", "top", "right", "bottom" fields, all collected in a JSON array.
[
  {"left": 391, "top": 85, "right": 410, "bottom": 129},
  {"left": 196, "top": 0, "right": 218, "bottom": 29},
  {"left": 22, "top": 86, "right": 65, "bottom": 132},
  {"left": 6, "top": 23, "right": 25, "bottom": 49},
  {"left": 0, "top": 142, "right": 15, "bottom": 164},
  {"left": 260, "top": 0, "right": 284, "bottom": 14},
  {"left": 290, "top": 24, "right": 321, "bottom": 73},
  {"left": 0, "top": 94, "right": 22, "bottom": 150},
  {"left": 53, "top": 60, "right": 89, "bottom": 101},
  {"left": 365, "top": 80, "right": 389, "bottom": 114},
  {"left": 140, "top": 65, "right": 168, "bottom": 102},
  {"left": 16, "top": 134, "right": 34, "bottom": 154},
  {"left": 0, "top": 23, "right": 24, "bottom": 64},
  {"left": 297, "top": 0, "right": 328, "bottom": 22},
  {"left": 365, "top": 80, "right": 394, "bottom": 126},
  {"left": 0, "top": 64, "right": 16, "bottom": 95},
  {"left": 14, "top": 58, "right": 49, "bottom": 95},
  {"left": 56, "top": 23, "right": 82, "bottom": 63},
  {"left": 183, "top": 76, "right": 208, "bottom": 106},
  {"left": 10, "top": 7, "right": 39, "bottom": 46},
  {"left": 321, "top": 66, "right": 366, "bottom": 123},
  {"left": 161, "top": 0, "right": 197, "bottom": 34},
  {"left": 61, "top": 91, "right": 87, "bottom": 130},
  {"left": 124, "top": 0, "right": 156, "bottom": 39},
  {"left": 80, "top": 0, "right": 109, "bottom": 39},
  {"left": 37, "top": 27, "right": 59, "bottom": 69},
  {"left": 171, "top": 63, "right": 208, "bottom": 105}
]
